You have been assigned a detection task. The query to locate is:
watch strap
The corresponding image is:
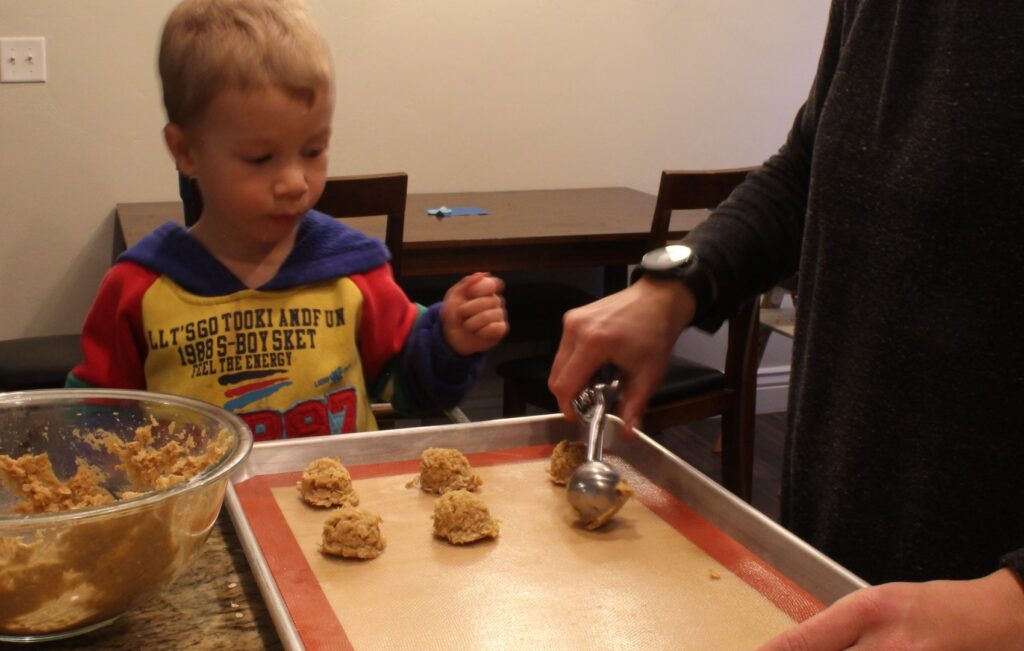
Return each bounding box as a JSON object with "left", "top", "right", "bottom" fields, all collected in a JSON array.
[{"left": 630, "top": 254, "right": 716, "bottom": 322}]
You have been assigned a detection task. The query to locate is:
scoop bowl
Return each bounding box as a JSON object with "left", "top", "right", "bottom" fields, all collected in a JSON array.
[{"left": 566, "top": 459, "right": 622, "bottom": 523}]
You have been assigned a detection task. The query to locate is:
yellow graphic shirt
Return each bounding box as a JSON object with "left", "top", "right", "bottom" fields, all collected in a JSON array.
[{"left": 69, "top": 213, "right": 484, "bottom": 440}]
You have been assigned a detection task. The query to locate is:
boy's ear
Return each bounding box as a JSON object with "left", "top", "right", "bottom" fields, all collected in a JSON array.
[{"left": 163, "top": 123, "right": 197, "bottom": 177}]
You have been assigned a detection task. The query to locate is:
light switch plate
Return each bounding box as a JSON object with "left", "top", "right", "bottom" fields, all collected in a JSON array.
[{"left": 1, "top": 37, "right": 47, "bottom": 83}]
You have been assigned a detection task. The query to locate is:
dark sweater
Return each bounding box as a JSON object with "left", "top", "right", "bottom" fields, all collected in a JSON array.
[{"left": 686, "top": 0, "right": 1024, "bottom": 585}]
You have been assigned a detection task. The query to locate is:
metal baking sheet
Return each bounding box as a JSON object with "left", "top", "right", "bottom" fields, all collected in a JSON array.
[{"left": 225, "top": 415, "right": 865, "bottom": 650}]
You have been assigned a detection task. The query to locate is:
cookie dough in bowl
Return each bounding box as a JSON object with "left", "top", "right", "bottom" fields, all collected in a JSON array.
[{"left": 0, "top": 389, "right": 252, "bottom": 643}]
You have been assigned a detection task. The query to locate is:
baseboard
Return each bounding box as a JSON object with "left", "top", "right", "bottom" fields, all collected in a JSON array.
[{"left": 755, "top": 365, "right": 790, "bottom": 414}]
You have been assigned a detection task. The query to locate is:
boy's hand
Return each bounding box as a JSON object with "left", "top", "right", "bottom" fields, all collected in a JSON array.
[{"left": 440, "top": 272, "right": 508, "bottom": 356}]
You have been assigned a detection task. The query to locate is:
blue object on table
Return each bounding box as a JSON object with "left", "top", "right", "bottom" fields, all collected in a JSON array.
[{"left": 426, "top": 205, "right": 489, "bottom": 218}]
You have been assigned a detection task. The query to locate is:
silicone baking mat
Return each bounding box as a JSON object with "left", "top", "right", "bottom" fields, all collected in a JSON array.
[{"left": 233, "top": 444, "right": 824, "bottom": 650}]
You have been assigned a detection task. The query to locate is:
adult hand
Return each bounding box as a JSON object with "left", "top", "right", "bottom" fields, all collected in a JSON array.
[
  {"left": 547, "top": 277, "right": 696, "bottom": 432},
  {"left": 440, "top": 272, "right": 508, "bottom": 356},
  {"left": 758, "top": 568, "right": 1024, "bottom": 651}
]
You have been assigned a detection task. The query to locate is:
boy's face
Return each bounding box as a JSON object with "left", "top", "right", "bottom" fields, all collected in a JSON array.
[{"left": 165, "top": 84, "right": 333, "bottom": 251}]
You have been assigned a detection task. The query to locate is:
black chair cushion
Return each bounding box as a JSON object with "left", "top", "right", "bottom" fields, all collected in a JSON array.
[
  {"left": 496, "top": 353, "right": 724, "bottom": 405},
  {"left": 0, "top": 334, "right": 82, "bottom": 391},
  {"left": 649, "top": 356, "right": 725, "bottom": 405}
]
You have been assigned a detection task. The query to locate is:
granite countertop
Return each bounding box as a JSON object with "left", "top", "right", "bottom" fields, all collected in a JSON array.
[{"left": 14, "top": 512, "right": 282, "bottom": 651}]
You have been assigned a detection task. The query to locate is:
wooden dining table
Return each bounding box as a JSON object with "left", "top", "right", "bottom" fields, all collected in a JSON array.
[{"left": 115, "top": 187, "right": 710, "bottom": 293}]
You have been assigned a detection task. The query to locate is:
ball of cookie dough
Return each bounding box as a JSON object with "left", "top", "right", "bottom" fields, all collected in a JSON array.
[
  {"left": 432, "top": 489, "right": 500, "bottom": 544},
  {"left": 580, "top": 478, "right": 635, "bottom": 531},
  {"left": 547, "top": 440, "right": 587, "bottom": 485},
  {"left": 297, "top": 457, "right": 359, "bottom": 507},
  {"left": 416, "top": 447, "right": 482, "bottom": 494},
  {"left": 320, "top": 505, "right": 386, "bottom": 559}
]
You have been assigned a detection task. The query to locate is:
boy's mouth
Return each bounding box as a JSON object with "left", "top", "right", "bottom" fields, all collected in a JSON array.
[{"left": 270, "top": 212, "right": 303, "bottom": 225}]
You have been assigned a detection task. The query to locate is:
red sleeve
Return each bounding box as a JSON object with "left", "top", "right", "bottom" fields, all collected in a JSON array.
[
  {"left": 348, "top": 264, "right": 420, "bottom": 382},
  {"left": 69, "top": 262, "right": 158, "bottom": 389}
]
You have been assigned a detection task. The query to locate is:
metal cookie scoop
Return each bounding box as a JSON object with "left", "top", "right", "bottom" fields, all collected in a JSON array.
[{"left": 567, "top": 374, "right": 623, "bottom": 525}]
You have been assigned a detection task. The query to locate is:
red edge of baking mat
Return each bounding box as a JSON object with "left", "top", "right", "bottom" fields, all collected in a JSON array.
[{"left": 233, "top": 445, "right": 825, "bottom": 650}]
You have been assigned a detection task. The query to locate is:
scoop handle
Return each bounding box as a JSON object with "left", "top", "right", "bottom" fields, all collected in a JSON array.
[
  {"left": 585, "top": 394, "right": 608, "bottom": 462},
  {"left": 585, "top": 373, "right": 622, "bottom": 462}
]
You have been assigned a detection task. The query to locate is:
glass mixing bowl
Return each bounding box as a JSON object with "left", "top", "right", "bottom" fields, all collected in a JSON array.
[{"left": 0, "top": 389, "right": 252, "bottom": 643}]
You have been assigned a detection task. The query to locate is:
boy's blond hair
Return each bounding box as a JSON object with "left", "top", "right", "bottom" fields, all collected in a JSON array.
[{"left": 159, "top": 0, "right": 333, "bottom": 127}]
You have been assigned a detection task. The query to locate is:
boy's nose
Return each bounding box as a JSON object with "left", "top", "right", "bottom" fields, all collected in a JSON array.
[{"left": 274, "top": 166, "right": 308, "bottom": 199}]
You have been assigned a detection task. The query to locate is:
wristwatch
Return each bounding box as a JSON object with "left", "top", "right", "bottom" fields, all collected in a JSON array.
[{"left": 630, "top": 244, "right": 717, "bottom": 314}]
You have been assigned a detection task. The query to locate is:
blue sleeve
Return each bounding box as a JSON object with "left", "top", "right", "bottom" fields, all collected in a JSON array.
[{"left": 387, "top": 304, "right": 485, "bottom": 416}]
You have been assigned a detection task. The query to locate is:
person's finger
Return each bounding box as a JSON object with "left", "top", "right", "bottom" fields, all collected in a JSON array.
[
  {"left": 473, "top": 320, "right": 508, "bottom": 344},
  {"left": 459, "top": 307, "right": 508, "bottom": 338},
  {"left": 460, "top": 272, "right": 502, "bottom": 299},
  {"left": 757, "top": 594, "right": 868, "bottom": 651},
  {"left": 470, "top": 273, "right": 503, "bottom": 296},
  {"left": 615, "top": 375, "right": 658, "bottom": 434},
  {"left": 450, "top": 279, "right": 504, "bottom": 313},
  {"left": 452, "top": 295, "right": 505, "bottom": 324},
  {"left": 615, "top": 352, "right": 671, "bottom": 430},
  {"left": 548, "top": 322, "right": 575, "bottom": 388},
  {"left": 444, "top": 272, "right": 485, "bottom": 301},
  {"left": 549, "top": 344, "right": 605, "bottom": 421}
]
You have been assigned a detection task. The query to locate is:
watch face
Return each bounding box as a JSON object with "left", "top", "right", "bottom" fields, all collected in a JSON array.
[{"left": 642, "top": 244, "right": 693, "bottom": 271}]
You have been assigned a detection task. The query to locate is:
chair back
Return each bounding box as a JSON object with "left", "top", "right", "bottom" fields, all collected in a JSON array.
[
  {"left": 314, "top": 173, "right": 409, "bottom": 277},
  {"left": 649, "top": 167, "right": 757, "bottom": 249},
  {"left": 647, "top": 167, "right": 761, "bottom": 500}
]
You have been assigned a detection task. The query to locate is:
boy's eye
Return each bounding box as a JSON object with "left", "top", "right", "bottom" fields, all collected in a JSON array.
[
  {"left": 302, "top": 148, "right": 325, "bottom": 159},
  {"left": 244, "top": 154, "right": 272, "bottom": 164}
]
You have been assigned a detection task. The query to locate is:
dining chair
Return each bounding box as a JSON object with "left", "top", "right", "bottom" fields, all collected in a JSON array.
[
  {"left": 757, "top": 275, "right": 798, "bottom": 364},
  {"left": 0, "top": 335, "right": 82, "bottom": 391},
  {"left": 314, "top": 172, "right": 409, "bottom": 278},
  {"left": 495, "top": 167, "right": 761, "bottom": 501}
]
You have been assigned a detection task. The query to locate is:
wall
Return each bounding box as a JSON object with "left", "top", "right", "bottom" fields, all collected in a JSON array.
[{"left": 1, "top": 1, "right": 827, "bottom": 408}]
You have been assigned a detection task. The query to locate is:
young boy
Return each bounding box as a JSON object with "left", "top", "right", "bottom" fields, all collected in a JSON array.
[{"left": 68, "top": 0, "right": 508, "bottom": 439}]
